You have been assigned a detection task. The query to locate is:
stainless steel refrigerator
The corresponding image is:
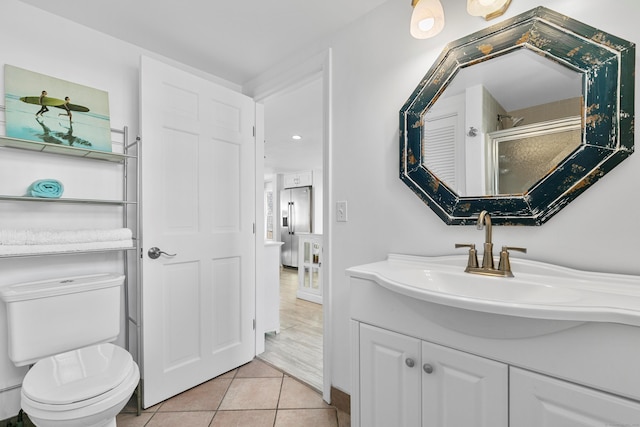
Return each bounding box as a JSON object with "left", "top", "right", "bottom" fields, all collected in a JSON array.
[{"left": 280, "top": 186, "right": 312, "bottom": 268}]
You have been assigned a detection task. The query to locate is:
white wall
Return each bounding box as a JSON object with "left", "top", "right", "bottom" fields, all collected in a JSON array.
[
  {"left": 0, "top": 0, "right": 238, "bottom": 418},
  {"left": 326, "top": 0, "right": 640, "bottom": 394}
]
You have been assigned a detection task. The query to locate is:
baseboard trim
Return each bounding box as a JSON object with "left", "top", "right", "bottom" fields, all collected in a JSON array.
[{"left": 330, "top": 386, "right": 350, "bottom": 414}]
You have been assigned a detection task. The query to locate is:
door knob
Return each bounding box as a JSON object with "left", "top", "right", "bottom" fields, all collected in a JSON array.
[
  {"left": 148, "top": 247, "right": 177, "bottom": 259},
  {"left": 423, "top": 363, "right": 434, "bottom": 374}
]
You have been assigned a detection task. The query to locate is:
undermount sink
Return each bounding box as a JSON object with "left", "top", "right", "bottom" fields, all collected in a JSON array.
[
  {"left": 346, "top": 254, "right": 640, "bottom": 326},
  {"left": 426, "top": 271, "right": 581, "bottom": 304}
]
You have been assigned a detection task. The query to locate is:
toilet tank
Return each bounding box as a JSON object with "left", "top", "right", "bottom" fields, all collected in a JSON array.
[{"left": 0, "top": 273, "right": 125, "bottom": 366}]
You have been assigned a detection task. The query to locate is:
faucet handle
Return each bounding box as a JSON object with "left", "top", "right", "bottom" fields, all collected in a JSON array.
[
  {"left": 455, "top": 243, "right": 479, "bottom": 269},
  {"left": 498, "top": 246, "right": 527, "bottom": 276}
]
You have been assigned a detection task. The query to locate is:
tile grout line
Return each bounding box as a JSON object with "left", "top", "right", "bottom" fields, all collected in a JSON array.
[
  {"left": 208, "top": 368, "right": 237, "bottom": 426},
  {"left": 272, "top": 373, "right": 285, "bottom": 427}
]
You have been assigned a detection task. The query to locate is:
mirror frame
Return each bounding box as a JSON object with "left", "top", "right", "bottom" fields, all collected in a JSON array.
[{"left": 399, "top": 6, "right": 635, "bottom": 225}]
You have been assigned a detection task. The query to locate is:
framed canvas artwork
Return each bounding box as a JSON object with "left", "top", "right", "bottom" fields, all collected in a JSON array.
[{"left": 4, "top": 65, "right": 112, "bottom": 152}]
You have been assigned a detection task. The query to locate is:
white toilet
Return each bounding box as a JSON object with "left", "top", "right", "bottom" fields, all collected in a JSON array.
[{"left": 0, "top": 273, "right": 140, "bottom": 427}]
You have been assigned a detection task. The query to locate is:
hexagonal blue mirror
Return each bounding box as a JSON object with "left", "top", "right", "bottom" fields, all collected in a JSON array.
[{"left": 400, "top": 6, "right": 634, "bottom": 225}]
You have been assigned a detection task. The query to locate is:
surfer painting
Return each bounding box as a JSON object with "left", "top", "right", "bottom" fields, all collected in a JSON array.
[
  {"left": 35, "top": 90, "right": 50, "bottom": 117},
  {"left": 5, "top": 64, "right": 113, "bottom": 152}
]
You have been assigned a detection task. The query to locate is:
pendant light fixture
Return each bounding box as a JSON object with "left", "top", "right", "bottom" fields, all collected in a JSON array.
[
  {"left": 467, "top": 0, "right": 512, "bottom": 20},
  {"left": 410, "top": 0, "right": 445, "bottom": 39}
]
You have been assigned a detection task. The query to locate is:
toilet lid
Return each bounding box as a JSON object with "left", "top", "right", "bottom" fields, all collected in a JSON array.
[{"left": 22, "top": 343, "right": 134, "bottom": 405}]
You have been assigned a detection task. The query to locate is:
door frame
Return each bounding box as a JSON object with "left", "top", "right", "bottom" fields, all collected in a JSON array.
[
  {"left": 247, "top": 48, "right": 333, "bottom": 402},
  {"left": 254, "top": 102, "right": 265, "bottom": 354}
]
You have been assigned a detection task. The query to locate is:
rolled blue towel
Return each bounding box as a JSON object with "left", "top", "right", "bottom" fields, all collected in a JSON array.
[{"left": 28, "top": 179, "right": 64, "bottom": 198}]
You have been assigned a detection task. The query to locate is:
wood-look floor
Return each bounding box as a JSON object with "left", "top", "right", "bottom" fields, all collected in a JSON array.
[{"left": 259, "top": 267, "right": 323, "bottom": 391}]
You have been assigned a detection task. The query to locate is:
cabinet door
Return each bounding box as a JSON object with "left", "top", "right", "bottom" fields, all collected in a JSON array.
[
  {"left": 422, "top": 341, "right": 508, "bottom": 427},
  {"left": 297, "top": 235, "right": 322, "bottom": 304},
  {"left": 283, "top": 171, "right": 312, "bottom": 188},
  {"left": 511, "top": 367, "right": 640, "bottom": 427},
  {"left": 359, "top": 324, "right": 422, "bottom": 427}
]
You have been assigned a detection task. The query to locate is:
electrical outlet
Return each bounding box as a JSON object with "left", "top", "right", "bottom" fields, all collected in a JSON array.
[{"left": 336, "top": 201, "right": 348, "bottom": 222}]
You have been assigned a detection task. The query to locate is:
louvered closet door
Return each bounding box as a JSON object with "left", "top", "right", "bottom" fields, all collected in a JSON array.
[
  {"left": 423, "top": 114, "right": 459, "bottom": 188},
  {"left": 422, "top": 91, "right": 466, "bottom": 194},
  {"left": 140, "top": 56, "right": 256, "bottom": 408}
]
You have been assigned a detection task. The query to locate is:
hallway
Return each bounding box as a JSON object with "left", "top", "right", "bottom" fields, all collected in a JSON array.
[{"left": 258, "top": 267, "right": 323, "bottom": 391}]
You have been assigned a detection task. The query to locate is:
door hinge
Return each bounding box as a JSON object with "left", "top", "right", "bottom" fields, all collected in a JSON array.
[{"left": 253, "top": 319, "right": 256, "bottom": 330}]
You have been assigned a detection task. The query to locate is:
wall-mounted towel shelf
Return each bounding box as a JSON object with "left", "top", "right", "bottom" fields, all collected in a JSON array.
[
  {"left": 0, "top": 195, "right": 137, "bottom": 205},
  {"left": 0, "top": 127, "right": 140, "bottom": 258},
  {"left": 0, "top": 246, "right": 137, "bottom": 259},
  {"left": 0, "top": 134, "right": 135, "bottom": 163}
]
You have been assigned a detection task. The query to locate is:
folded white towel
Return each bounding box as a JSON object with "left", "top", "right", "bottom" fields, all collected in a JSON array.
[
  {"left": 0, "top": 239, "right": 134, "bottom": 255},
  {"left": 0, "top": 228, "right": 133, "bottom": 246}
]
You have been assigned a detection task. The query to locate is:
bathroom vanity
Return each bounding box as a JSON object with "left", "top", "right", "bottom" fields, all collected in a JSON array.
[{"left": 348, "top": 254, "right": 640, "bottom": 427}]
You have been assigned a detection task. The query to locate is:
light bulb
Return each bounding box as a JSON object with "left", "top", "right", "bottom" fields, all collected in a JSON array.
[
  {"left": 410, "top": 0, "right": 445, "bottom": 39},
  {"left": 418, "top": 18, "right": 435, "bottom": 32}
]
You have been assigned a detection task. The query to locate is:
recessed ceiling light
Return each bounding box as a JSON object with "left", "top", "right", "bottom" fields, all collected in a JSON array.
[{"left": 292, "top": 135, "right": 302, "bottom": 140}]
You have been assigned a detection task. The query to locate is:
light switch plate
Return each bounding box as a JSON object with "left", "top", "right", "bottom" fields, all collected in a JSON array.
[{"left": 336, "top": 201, "right": 348, "bottom": 222}]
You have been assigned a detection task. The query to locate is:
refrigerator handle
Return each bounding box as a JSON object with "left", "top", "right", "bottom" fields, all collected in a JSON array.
[
  {"left": 288, "top": 202, "right": 293, "bottom": 234},
  {"left": 290, "top": 201, "right": 295, "bottom": 234}
]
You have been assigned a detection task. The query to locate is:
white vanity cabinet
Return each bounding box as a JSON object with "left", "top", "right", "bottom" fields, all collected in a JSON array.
[
  {"left": 358, "top": 323, "right": 507, "bottom": 427},
  {"left": 348, "top": 264, "right": 640, "bottom": 427}
]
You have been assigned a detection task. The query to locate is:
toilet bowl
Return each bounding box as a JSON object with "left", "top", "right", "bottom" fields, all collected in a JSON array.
[
  {"left": 0, "top": 274, "right": 140, "bottom": 427},
  {"left": 20, "top": 343, "right": 140, "bottom": 427}
]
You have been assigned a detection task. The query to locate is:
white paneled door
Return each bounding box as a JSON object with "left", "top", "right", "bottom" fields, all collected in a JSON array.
[{"left": 140, "top": 56, "right": 256, "bottom": 408}]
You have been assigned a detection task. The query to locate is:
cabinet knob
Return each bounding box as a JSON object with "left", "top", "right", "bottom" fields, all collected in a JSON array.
[
  {"left": 423, "top": 363, "right": 434, "bottom": 374},
  {"left": 405, "top": 358, "right": 415, "bottom": 368}
]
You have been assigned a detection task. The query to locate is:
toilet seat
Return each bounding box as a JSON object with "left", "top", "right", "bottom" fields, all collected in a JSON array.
[{"left": 22, "top": 343, "right": 135, "bottom": 409}]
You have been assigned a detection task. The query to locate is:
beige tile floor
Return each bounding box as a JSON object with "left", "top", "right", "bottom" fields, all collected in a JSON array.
[{"left": 116, "top": 359, "right": 349, "bottom": 427}]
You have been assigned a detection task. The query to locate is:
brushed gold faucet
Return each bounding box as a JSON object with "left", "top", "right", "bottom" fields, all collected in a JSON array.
[{"left": 456, "top": 211, "right": 526, "bottom": 277}]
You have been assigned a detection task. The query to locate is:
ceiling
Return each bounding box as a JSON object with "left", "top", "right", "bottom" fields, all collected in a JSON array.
[
  {"left": 17, "top": 0, "right": 388, "bottom": 85},
  {"left": 264, "top": 78, "right": 324, "bottom": 175},
  {"left": 18, "top": 0, "right": 381, "bottom": 175}
]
